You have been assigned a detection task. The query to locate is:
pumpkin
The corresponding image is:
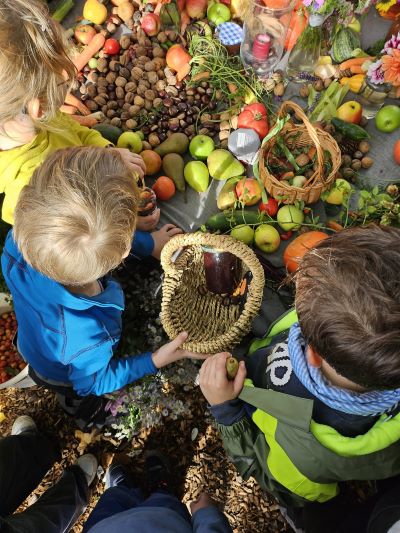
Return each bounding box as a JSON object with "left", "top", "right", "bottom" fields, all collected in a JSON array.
[{"left": 283, "top": 231, "right": 329, "bottom": 273}]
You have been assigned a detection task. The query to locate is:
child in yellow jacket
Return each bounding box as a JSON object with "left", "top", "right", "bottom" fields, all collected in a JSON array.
[{"left": 0, "top": 0, "right": 179, "bottom": 254}]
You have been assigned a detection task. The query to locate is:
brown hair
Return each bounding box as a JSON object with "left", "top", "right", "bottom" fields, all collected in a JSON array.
[
  {"left": 0, "top": 0, "right": 76, "bottom": 128},
  {"left": 295, "top": 225, "right": 400, "bottom": 390},
  {"left": 13, "top": 146, "right": 139, "bottom": 286}
]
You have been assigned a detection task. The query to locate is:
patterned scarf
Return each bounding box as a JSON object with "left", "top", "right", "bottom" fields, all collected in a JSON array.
[{"left": 288, "top": 323, "right": 400, "bottom": 417}]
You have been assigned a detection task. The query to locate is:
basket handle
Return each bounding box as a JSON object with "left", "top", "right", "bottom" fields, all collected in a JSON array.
[
  {"left": 160, "top": 232, "right": 264, "bottom": 278},
  {"left": 277, "top": 100, "right": 325, "bottom": 179}
]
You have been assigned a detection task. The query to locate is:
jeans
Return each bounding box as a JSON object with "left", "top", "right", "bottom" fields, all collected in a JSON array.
[
  {"left": 84, "top": 487, "right": 191, "bottom": 532},
  {"left": 0, "top": 432, "right": 88, "bottom": 532}
]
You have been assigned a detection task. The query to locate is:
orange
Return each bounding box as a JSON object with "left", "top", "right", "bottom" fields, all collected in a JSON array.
[
  {"left": 394, "top": 139, "right": 400, "bottom": 165},
  {"left": 152, "top": 176, "right": 176, "bottom": 201},
  {"left": 140, "top": 150, "right": 162, "bottom": 176}
]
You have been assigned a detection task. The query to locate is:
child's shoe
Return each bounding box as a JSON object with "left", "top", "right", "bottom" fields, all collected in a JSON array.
[
  {"left": 76, "top": 454, "right": 98, "bottom": 486},
  {"left": 11, "top": 415, "right": 37, "bottom": 435},
  {"left": 105, "top": 461, "right": 136, "bottom": 489},
  {"left": 145, "top": 451, "right": 172, "bottom": 493}
]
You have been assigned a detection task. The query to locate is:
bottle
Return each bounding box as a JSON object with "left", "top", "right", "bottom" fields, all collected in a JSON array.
[{"left": 286, "top": 13, "right": 325, "bottom": 82}]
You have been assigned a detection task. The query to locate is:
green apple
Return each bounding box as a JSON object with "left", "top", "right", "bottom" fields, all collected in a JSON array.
[
  {"left": 375, "top": 105, "right": 400, "bottom": 133},
  {"left": 207, "top": 149, "right": 244, "bottom": 180},
  {"left": 292, "top": 176, "right": 307, "bottom": 188},
  {"left": 189, "top": 135, "right": 215, "bottom": 161},
  {"left": 277, "top": 205, "right": 304, "bottom": 231},
  {"left": 321, "top": 178, "right": 352, "bottom": 205},
  {"left": 184, "top": 161, "right": 209, "bottom": 192},
  {"left": 230, "top": 225, "right": 254, "bottom": 246},
  {"left": 207, "top": 2, "right": 231, "bottom": 25},
  {"left": 117, "top": 132, "right": 143, "bottom": 154},
  {"left": 254, "top": 224, "right": 281, "bottom": 253}
]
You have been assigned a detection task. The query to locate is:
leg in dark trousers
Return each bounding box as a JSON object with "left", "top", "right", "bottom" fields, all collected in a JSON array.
[
  {"left": 0, "top": 466, "right": 89, "bottom": 533},
  {"left": 83, "top": 485, "right": 144, "bottom": 532},
  {"left": 0, "top": 431, "right": 60, "bottom": 517}
]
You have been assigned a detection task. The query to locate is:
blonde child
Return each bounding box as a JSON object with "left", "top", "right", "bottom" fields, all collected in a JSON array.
[
  {"left": 0, "top": 0, "right": 176, "bottom": 257},
  {"left": 2, "top": 146, "right": 208, "bottom": 428}
]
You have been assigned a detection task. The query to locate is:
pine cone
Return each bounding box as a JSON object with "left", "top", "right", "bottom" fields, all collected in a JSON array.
[{"left": 339, "top": 138, "right": 359, "bottom": 155}]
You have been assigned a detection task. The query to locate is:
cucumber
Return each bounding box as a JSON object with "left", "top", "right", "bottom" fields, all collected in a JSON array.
[
  {"left": 331, "top": 118, "right": 370, "bottom": 140},
  {"left": 92, "top": 124, "right": 122, "bottom": 145},
  {"left": 205, "top": 210, "right": 262, "bottom": 232}
]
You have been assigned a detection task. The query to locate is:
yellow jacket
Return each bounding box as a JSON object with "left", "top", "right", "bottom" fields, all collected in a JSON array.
[{"left": 0, "top": 113, "right": 110, "bottom": 224}]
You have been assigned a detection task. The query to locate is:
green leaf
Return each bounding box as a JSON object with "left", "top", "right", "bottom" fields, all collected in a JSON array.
[
  {"left": 372, "top": 186, "right": 379, "bottom": 196},
  {"left": 160, "top": 1, "right": 180, "bottom": 28},
  {"left": 360, "top": 190, "right": 370, "bottom": 199}
]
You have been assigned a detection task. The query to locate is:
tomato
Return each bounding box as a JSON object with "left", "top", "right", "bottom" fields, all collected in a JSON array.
[
  {"left": 259, "top": 197, "right": 279, "bottom": 217},
  {"left": 152, "top": 176, "right": 176, "bottom": 201},
  {"left": 103, "top": 38, "right": 120, "bottom": 55},
  {"left": 280, "top": 230, "right": 293, "bottom": 241},
  {"left": 283, "top": 231, "right": 329, "bottom": 273},
  {"left": 238, "top": 103, "right": 269, "bottom": 140}
]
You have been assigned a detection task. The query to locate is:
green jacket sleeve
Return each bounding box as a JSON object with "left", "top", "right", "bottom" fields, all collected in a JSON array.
[
  {"left": 217, "top": 417, "right": 271, "bottom": 491},
  {"left": 61, "top": 114, "right": 111, "bottom": 147}
]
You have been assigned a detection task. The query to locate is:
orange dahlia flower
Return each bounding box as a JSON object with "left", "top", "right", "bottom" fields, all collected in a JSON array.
[{"left": 382, "top": 49, "right": 400, "bottom": 86}]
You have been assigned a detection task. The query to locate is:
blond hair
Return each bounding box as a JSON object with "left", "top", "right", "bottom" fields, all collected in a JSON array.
[
  {"left": 0, "top": 0, "right": 76, "bottom": 128},
  {"left": 13, "top": 147, "right": 139, "bottom": 286}
]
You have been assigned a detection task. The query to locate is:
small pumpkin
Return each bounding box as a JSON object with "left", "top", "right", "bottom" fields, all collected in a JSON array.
[{"left": 283, "top": 231, "right": 329, "bottom": 273}]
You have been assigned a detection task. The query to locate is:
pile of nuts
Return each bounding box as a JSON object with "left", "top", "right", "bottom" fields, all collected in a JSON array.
[
  {"left": 336, "top": 139, "right": 373, "bottom": 182},
  {"left": 76, "top": 24, "right": 220, "bottom": 147}
]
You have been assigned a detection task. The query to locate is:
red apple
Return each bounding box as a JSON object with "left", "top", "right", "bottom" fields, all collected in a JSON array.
[
  {"left": 235, "top": 178, "right": 262, "bottom": 206},
  {"left": 336, "top": 101, "right": 362, "bottom": 124},
  {"left": 186, "top": 0, "right": 208, "bottom": 18},
  {"left": 104, "top": 38, "right": 120, "bottom": 55},
  {"left": 141, "top": 13, "right": 161, "bottom": 36},
  {"left": 74, "top": 25, "right": 97, "bottom": 45}
]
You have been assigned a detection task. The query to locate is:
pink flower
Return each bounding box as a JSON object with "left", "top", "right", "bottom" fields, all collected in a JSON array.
[
  {"left": 367, "top": 59, "right": 385, "bottom": 84},
  {"left": 384, "top": 32, "right": 400, "bottom": 54}
]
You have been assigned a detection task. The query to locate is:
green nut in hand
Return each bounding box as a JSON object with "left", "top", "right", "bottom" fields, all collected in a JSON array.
[{"left": 226, "top": 356, "right": 239, "bottom": 380}]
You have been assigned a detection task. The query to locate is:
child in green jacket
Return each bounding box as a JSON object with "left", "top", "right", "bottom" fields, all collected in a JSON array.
[{"left": 200, "top": 225, "right": 400, "bottom": 529}]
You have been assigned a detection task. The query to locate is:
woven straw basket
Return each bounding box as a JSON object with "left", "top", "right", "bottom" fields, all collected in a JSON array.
[
  {"left": 259, "top": 101, "right": 341, "bottom": 204},
  {"left": 160, "top": 233, "right": 265, "bottom": 353}
]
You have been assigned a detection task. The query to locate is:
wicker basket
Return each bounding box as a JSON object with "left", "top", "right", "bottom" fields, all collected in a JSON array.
[
  {"left": 160, "top": 233, "right": 265, "bottom": 353},
  {"left": 259, "top": 101, "right": 341, "bottom": 204}
]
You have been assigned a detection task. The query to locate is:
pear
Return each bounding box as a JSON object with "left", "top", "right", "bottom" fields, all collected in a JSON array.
[
  {"left": 207, "top": 149, "right": 245, "bottom": 181},
  {"left": 217, "top": 177, "right": 240, "bottom": 210}
]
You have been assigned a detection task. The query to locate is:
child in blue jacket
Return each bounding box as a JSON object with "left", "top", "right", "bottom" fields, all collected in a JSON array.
[{"left": 1, "top": 146, "right": 209, "bottom": 428}]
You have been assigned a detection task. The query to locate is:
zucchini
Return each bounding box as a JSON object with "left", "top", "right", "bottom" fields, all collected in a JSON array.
[
  {"left": 331, "top": 118, "right": 370, "bottom": 140},
  {"left": 51, "top": 0, "right": 74, "bottom": 22},
  {"left": 92, "top": 123, "right": 122, "bottom": 145},
  {"left": 206, "top": 210, "right": 262, "bottom": 232}
]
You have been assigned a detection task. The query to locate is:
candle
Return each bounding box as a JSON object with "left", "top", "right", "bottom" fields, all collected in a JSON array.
[{"left": 252, "top": 33, "right": 271, "bottom": 61}]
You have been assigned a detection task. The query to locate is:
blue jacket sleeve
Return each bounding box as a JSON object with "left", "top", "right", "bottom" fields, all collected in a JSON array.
[
  {"left": 209, "top": 399, "right": 246, "bottom": 426},
  {"left": 69, "top": 349, "right": 158, "bottom": 396},
  {"left": 192, "top": 507, "right": 232, "bottom": 533},
  {"left": 131, "top": 230, "right": 154, "bottom": 258}
]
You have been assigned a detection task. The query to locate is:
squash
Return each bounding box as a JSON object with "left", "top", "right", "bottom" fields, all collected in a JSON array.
[
  {"left": 332, "top": 28, "right": 361, "bottom": 63},
  {"left": 339, "top": 74, "right": 365, "bottom": 93},
  {"left": 283, "top": 231, "right": 329, "bottom": 273}
]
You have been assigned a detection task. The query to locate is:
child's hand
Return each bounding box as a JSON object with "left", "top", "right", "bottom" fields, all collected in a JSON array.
[
  {"left": 190, "top": 493, "right": 218, "bottom": 514},
  {"left": 151, "top": 224, "right": 183, "bottom": 260},
  {"left": 114, "top": 148, "right": 146, "bottom": 181},
  {"left": 199, "top": 352, "right": 246, "bottom": 406},
  {"left": 136, "top": 209, "right": 160, "bottom": 232},
  {"left": 152, "top": 332, "right": 210, "bottom": 369}
]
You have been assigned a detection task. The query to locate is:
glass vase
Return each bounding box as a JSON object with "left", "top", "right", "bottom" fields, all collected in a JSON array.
[
  {"left": 357, "top": 79, "right": 392, "bottom": 119},
  {"left": 286, "top": 13, "right": 324, "bottom": 82},
  {"left": 240, "top": 0, "right": 295, "bottom": 79}
]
